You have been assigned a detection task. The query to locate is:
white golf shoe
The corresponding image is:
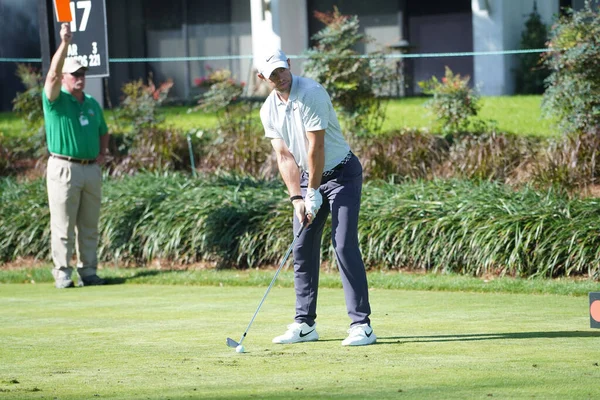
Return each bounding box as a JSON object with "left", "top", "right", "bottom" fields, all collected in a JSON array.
[
  {"left": 341, "top": 323, "right": 377, "bottom": 346},
  {"left": 272, "top": 322, "right": 319, "bottom": 344}
]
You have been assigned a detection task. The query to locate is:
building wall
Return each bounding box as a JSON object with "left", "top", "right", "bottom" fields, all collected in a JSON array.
[
  {"left": 409, "top": 12, "right": 473, "bottom": 93},
  {"left": 472, "top": 0, "right": 559, "bottom": 95},
  {"left": 144, "top": 0, "right": 252, "bottom": 100},
  {"left": 3, "top": 0, "right": 599, "bottom": 111}
]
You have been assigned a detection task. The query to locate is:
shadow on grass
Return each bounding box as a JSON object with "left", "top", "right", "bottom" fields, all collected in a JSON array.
[
  {"left": 102, "top": 269, "right": 178, "bottom": 285},
  {"left": 379, "top": 331, "right": 600, "bottom": 344}
]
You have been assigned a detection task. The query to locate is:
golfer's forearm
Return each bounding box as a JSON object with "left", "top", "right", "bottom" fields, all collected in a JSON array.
[
  {"left": 307, "top": 149, "right": 324, "bottom": 189},
  {"left": 306, "top": 131, "right": 325, "bottom": 189},
  {"left": 278, "top": 156, "right": 302, "bottom": 197},
  {"left": 44, "top": 41, "right": 69, "bottom": 100}
]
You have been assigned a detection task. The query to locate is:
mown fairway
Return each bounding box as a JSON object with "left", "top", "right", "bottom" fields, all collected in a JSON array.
[{"left": 1, "top": 280, "right": 599, "bottom": 399}]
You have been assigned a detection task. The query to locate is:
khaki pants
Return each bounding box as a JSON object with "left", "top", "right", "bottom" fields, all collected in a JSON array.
[{"left": 47, "top": 156, "right": 102, "bottom": 280}]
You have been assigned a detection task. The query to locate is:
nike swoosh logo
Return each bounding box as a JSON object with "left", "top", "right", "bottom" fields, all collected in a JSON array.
[
  {"left": 266, "top": 55, "right": 274, "bottom": 62},
  {"left": 365, "top": 330, "right": 372, "bottom": 337},
  {"left": 299, "top": 329, "right": 315, "bottom": 338}
]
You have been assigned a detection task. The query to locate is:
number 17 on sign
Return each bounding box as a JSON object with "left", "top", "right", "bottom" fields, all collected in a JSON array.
[{"left": 55, "top": 0, "right": 92, "bottom": 32}]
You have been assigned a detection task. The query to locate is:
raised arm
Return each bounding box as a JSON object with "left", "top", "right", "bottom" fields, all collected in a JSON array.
[{"left": 44, "top": 23, "right": 72, "bottom": 102}]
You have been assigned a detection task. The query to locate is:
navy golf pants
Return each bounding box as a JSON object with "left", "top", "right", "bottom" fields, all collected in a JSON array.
[{"left": 292, "top": 153, "right": 372, "bottom": 327}]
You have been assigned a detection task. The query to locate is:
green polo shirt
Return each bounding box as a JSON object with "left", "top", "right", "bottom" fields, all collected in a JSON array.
[{"left": 42, "top": 87, "right": 108, "bottom": 160}]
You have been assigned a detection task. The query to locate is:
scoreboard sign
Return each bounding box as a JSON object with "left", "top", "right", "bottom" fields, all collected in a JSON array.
[{"left": 52, "top": 0, "right": 109, "bottom": 78}]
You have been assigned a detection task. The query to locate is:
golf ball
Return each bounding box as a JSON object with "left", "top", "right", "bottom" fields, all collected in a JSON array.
[{"left": 236, "top": 345, "right": 245, "bottom": 353}]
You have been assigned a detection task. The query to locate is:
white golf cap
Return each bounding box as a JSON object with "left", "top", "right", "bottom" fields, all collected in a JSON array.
[
  {"left": 259, "top": 49, "right": 289, "bottom": 79},
  {"left": 62, "top": 58, "right": 88, "bottom": 74}
]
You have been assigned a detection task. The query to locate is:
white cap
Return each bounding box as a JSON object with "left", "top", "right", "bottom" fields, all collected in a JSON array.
[
  {"left": 62, "top": 58, "right": 88, "bottom": 74},
  {"left": 259, "top": 49, "right": 289, "bottom": 79}
]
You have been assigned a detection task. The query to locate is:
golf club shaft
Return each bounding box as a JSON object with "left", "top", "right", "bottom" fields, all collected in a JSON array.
[{"left": 237, "top": 225, "right": 305, "bottom": 346}]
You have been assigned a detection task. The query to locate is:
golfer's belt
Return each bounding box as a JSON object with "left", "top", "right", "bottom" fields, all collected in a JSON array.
[{"left": 322, "top": 151, "right": 353, "bottom": 177}]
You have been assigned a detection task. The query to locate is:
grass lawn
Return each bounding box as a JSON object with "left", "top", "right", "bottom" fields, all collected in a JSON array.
[
  {"left": 0, "top": 111, "right": 24, "bottom": 138},
  {"left": 0, "top": 95, "right": 559, "bottom": 139},
  {"left": 383, "top": 95, "right": 559, "bottom": 138},
  {"left": 1, "top": 268, "right": 599, "bottom": 399}
]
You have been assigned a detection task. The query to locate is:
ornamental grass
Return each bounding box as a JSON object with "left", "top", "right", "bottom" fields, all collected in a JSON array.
[{"left": 2, "top": 173, "right": 600, "bottom": 278}]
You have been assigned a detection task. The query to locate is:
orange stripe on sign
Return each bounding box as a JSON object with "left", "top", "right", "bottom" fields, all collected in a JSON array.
[
  {"left": 54, "top": 0, "right": 72, "bottom": 22},
  {"left": 591, "top": 300, "right": 600, "bottom": 322}
]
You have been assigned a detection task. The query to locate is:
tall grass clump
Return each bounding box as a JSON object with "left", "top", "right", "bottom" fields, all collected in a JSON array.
[
  {"left": 357, "top": 180, "right": 600, "bottom": 278},
  {"left": 0, "top": 178, "right": 50, "bottom": 262},
  {"left": 3, "top": 174, "right": 600, "bottom": 278},
  {"left": 100, "top": 172, "right": 282, "bottom": 267}
]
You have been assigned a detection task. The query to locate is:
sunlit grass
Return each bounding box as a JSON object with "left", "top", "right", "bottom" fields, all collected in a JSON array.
[
  {"left": 0, "top": 95, "right": 557, "bottom": 139},
  {"left": 0, "top": 282, "right": 598, "bottom": 399},
  {"left": 383, "top": 95, "right": 559, "bottom": 137}
]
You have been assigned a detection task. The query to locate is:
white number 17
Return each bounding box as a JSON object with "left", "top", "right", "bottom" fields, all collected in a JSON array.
[{"left": 68, "top": 1, "right": 92, "bottom": 32}]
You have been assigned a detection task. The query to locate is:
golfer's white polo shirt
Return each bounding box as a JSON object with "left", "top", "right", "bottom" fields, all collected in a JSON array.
[{"left": 260, "top": 74, "right": 350, "bottom": 172}]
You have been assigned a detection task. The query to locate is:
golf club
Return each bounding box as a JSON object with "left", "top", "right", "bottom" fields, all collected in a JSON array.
[{"left": 226, "top": 224, "right": 305, "bottom": 350}]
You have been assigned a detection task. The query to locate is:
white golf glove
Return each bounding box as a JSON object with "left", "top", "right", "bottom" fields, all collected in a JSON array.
[{"left": 304, "top": 188, "right": 323, "bottom": 218}]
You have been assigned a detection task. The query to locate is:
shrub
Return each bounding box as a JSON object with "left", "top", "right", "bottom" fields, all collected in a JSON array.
[
  {"left": 354, "top": 129, "right": 447, "bottom": 182},
  {"left": 111, "top": 77, "right": 187, "bottom": 176},
  {"left": 443, "top": 132, "right": 540, "bottom": 183},
  {"left": 418, "top": 66, "right": 481, "bottom": 134},
  {"left": 116, "top": 75, "right": 173, "bottom": 131},
  {"left": 514, "top": 4, "right": 550, "bottom": 94},
  {"left": 0, "top": 134, "right": 13, "bottom": 175},
  {"left": 194, "top": 68, "right": 268, "bottom": 176},
  {"left": 543, "top": 1, "right": 600, "bottom": 136},
  {"left": 11, "top": 64, "right": 46, "bottom": 158},
  {"left": 303, "top": 7, "right": 397, "bottom": 136},
  {"left": 532, "top": 133, "right": 600, "bottom": 190}
]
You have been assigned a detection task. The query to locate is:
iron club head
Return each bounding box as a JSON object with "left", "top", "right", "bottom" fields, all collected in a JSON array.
[{"left": 225, "top": 225, "right": 305, "bottom": 351}]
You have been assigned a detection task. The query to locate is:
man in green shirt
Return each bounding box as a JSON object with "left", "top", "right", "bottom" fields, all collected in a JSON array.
[{"left": 42, "top": 23, "right": 110, "bottom": 289}]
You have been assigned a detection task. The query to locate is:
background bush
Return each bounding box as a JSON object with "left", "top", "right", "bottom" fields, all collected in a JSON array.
[
  {"left": 543, "top": 1, "right": 600, "bottom": 136},
  {"left": 418, "top": 66, "right": 481, "bottom": 134},
  {"left": 192, "top": 67, "right": 269, "bottom": 176},
  {"left": 514, "top": 4, "right": 550, "bottom": 94},
  {"left": 303, "top": 6, "right": 396, "bottom": 136}
]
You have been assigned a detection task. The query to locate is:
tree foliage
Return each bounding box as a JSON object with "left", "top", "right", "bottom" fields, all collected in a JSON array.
[
  {"left": 302, "top": 7, "right": 397, "bottom": 136},
  {"left": 514, "top": 3, "right": 550, "bottom": 94},
  {"left": 543, "top": 1, "right": 600, "bottom": 136}
]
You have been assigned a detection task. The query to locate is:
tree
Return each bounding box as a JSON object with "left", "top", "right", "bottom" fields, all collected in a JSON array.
[{"left": 514, "top": 2, "right": 550, "bottom": 94}]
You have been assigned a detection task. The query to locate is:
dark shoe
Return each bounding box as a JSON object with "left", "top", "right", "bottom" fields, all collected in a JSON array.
[
  {"left": 77, "top": 274, "right": 105, "bottom": 287},
  {"left": 55, "top": 278, "right": 75, "bottom": 289}
]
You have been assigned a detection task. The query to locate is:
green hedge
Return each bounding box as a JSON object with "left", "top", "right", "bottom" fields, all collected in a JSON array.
[{"left": 2, "top": 173, "right": 600, "bottom": 278}]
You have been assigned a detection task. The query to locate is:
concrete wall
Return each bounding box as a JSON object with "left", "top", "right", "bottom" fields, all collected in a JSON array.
[
  {"left": 145, "top": 0, "right": 252, "bottom": 100},
  {"left": 472, "top": 0, "right": 559, "bottom": 95},
  {"left": 249, "top": 0, "right": 308, "bottom": 95}
]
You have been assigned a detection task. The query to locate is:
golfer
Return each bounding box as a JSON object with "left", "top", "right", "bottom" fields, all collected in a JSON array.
[
  {"left": 257, "top": 49, "right": 376, "bottom": 346},
  {"left": 42, "top": 23, "right": 109, "bottom": 288}
]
